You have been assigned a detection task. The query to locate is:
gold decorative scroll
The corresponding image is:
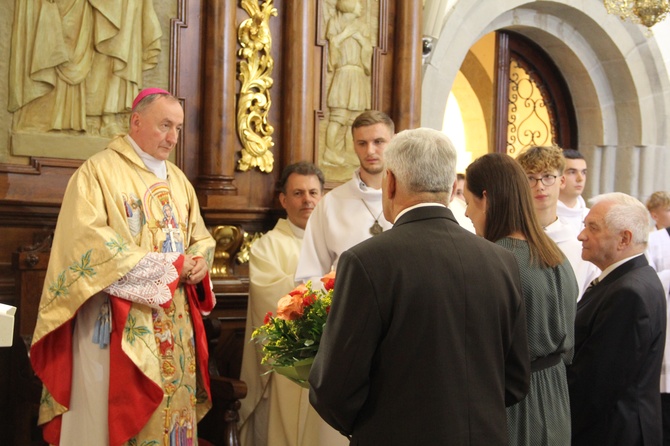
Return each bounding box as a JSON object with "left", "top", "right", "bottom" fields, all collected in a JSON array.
[
  {"left": 237, "top": 0, "right": 277, "bottom": 173},
  {"left": 236, "top": 231, "right": 263, "bottom": 265},
  {"left": 210, "top": 225, "right": 262, "bottom": 278}
]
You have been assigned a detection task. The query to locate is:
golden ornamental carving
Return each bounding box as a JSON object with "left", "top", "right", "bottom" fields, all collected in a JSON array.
[
  {"left": 236, "top": 231, "right": 263, "bottom": 265},
  {"left": 211, "top": 225, "right": 244, "bottom": 278},
  {"left": 603, "top": 0, "right": 670, "bottom": 28},
  {"left": 236, "top": 0, "right": 277, "bottom": 173},
  {"left": 210, "top": 226, "right": 262, "bottom": 278}
]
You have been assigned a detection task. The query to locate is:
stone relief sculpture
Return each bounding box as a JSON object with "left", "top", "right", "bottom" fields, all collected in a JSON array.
[
  {"left": 8, "top": 0, "right": 162, "bottom": 138},
  {"left": 323, "top": 0, "right": 373, "bottom": 167}
]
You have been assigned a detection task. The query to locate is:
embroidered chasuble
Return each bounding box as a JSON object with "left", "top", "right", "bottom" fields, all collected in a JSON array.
[{"left": 30, "top": 136, "right": 216, "bottom": 446}]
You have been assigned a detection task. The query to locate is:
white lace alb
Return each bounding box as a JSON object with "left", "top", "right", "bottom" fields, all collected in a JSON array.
[{"left": 104, "top": 252, "right": 180, "bottom": 309}]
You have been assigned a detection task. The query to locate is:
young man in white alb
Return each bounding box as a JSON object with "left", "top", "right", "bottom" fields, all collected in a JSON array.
[
  {"left": 295, "top": 110, "right": 395, "bottom": 284},
  {"left": 557, "top": 149, "right": 589, "bottom": 233}
]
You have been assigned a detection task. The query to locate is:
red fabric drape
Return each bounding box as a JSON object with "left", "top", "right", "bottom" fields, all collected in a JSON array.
[
  {"left": 185, "top": 273, "right": 215, "bottom": 402},
  {"left": 30, "top": 254, "right": 210, "bottom": 446}
]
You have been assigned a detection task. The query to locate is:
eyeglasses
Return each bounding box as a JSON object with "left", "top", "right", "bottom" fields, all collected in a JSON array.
[{"left": 527, "top": 174, "right": 557, "bottom": 187}]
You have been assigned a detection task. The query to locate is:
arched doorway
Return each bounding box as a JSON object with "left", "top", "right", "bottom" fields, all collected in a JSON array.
[
  {"left": 442, "top": 28, "right": 578, "bottom": 171},
  {"left": 424, "top": 0, "right": 670, "bottom": 199},
  {"left": 494, "top": 30, "right": 577, "bottom": 155}
]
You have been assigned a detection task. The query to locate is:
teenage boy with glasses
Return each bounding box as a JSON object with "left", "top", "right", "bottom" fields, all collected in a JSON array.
[{"left": 516, "top": 146, "right": 599, "bottom": 300}]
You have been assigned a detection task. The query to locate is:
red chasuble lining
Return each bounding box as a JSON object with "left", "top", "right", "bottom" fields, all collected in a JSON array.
[
  {"left": 29, "top": 254, "right": 215, "bottom": 446},
  {"left": 185, "top": 273, "right": 215, "bottom": 402}
]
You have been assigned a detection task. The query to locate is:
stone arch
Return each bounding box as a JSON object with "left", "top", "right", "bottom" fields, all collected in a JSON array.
[{"left": 422, "top": 0, "right": 670, "bottom": 197}]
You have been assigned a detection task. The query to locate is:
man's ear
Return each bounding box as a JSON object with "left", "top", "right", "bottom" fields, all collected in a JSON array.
[
  {"left": 560, "top": 174, "right": 566, "bottom": 189},
  {"left": 619, "top": 229, "right": 633, "bottom": 249},
  {"left": 385, "top": 169, "right": 397, "bottom": 199},
  {"left": 279, "top": 192, "right": 287, "bottom": 211},
  {"left": 130, "top": 112, "right": 141, "bottom": 129}
]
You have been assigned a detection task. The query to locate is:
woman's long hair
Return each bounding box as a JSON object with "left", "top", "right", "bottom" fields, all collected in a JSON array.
[{"left": 465, "top": 153, "right": 564, "bottom": 268}]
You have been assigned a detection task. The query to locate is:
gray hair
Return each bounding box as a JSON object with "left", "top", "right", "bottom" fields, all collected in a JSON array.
[
  {"left": 133, "top": 93, "right": 178, "bottom": 114},
  {"left": 589, "top": 192, "right": 650, "bottom": 244},
  {"left": 385, "top": 128, "right": 457, "bottom": 195},
  {"left": 129, "top": 93, "right": 179, "bottom": 128}
]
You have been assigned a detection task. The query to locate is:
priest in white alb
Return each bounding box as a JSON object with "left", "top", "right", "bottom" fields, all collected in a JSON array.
[{"left": 239, "top": 162, "right": 327, "bottom": 446}]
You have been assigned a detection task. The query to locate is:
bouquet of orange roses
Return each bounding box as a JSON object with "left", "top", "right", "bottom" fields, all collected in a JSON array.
[{"left": 251, "top": 272, "right": 335, "bottom": 387}]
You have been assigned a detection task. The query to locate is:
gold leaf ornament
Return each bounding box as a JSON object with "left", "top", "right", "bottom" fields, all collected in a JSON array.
[{"left": 237, "top": 0, "right": 277, "bottom": 172}]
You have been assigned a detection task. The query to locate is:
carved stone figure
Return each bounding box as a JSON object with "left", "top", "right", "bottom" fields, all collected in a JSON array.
[
  {"left": 8, "top": 0, "right": 162, "bottom": 137},
  {"left": 323, "top": 0, "right": 372, "bottom": 166}
]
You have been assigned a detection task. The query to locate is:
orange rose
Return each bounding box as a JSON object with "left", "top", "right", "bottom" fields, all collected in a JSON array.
[
  {"left": 321, "top": 271, "right": 336, "bottom": 291},
  {"left": 276, "top": 284, "right": 309, "bottom": 320},
  {"left": 289, "top": 284, "right": 309, "bottom": 296}
]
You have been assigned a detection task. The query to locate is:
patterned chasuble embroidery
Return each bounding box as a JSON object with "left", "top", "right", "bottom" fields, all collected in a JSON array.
[
  {"left": 122, "top": 178, "right": 203, "bottom": 446},
  {"left": 139, "top": 181, "right": 187, "bottom": 254}
]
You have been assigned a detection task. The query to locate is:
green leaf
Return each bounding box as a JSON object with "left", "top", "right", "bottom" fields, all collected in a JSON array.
[
  {"left": 48, "top": 271, "right": 69, "bottom": 298},
  {"left": 69, "top": 249, "right": 96, "bottom": 278}
]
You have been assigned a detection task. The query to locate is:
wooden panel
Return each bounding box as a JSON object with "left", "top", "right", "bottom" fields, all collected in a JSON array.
[
  {"left": 0, "top": 228, "right": 53, "bottom": 305},
  {"left": 3, "top": 241, "right": 51, "bottom": 446},
  {"left": 211, "top": 278, "right": 250, "bottom": 380},
  {"left": 393, "top": 0, "right": 423, "bottom": 130},
  {"left": 0, "top": 158, "right": 79, "bottom": 211},
  {"left": 13, "top": 250, "right": 50, "bottom": 338}
]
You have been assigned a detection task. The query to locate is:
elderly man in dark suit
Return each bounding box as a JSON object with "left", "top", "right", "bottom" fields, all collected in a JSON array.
[
  {"left": 568, "top": 192, "right": 666, "bottom": 445},
  {"left": 309, "top": 128, "right": 531, "bottom": 445}
]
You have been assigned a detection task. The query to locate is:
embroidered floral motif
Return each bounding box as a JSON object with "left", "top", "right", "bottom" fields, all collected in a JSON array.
[
  {"left": 42, "top": 234, "right": 130, "bottom": 311},
  {"left": 162, "top": 360, "right": 176, "bottom": 376},
  {"left": 48, "top": 271, "right": 68, "bottom": 298},
  {"left": 69, "top": 250, "right": 96, "bottom": 278},
  {"left": 40, "top": 387, "right": 54, "bottom": 408},
  {"left": 127, "top": 438, "right": 160, "bottom": 446},
  {"left": 124, "top": 314, "right": 152, "bottom": 345},
  {"left": 105, "top": 234, "right": 129, "bottom": 253}
]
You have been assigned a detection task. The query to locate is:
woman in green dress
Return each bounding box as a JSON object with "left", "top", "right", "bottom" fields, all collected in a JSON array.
[{"left": 464, "top": 153, "right": 578, "bottom": 445}]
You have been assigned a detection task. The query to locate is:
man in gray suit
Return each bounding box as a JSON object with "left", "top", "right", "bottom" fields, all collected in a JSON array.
[
  {"left": 309, "top": 128, "right": 530, "bottom": 445},
  {"left": 568, "top": 192, "right": 666, "bottom": 445}
]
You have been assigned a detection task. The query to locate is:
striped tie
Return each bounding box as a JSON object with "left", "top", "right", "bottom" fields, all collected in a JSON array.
[{"left": 585, "top": 278, "right": 599, "bottom": 293}]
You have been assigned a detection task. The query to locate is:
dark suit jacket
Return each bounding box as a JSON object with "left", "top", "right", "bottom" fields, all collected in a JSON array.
[
  {"left": 567, "top": 255, "right": 666, "bottom": 446},
  {"left": 309, "top": 206, "right": 530, "bottom": 445}
]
